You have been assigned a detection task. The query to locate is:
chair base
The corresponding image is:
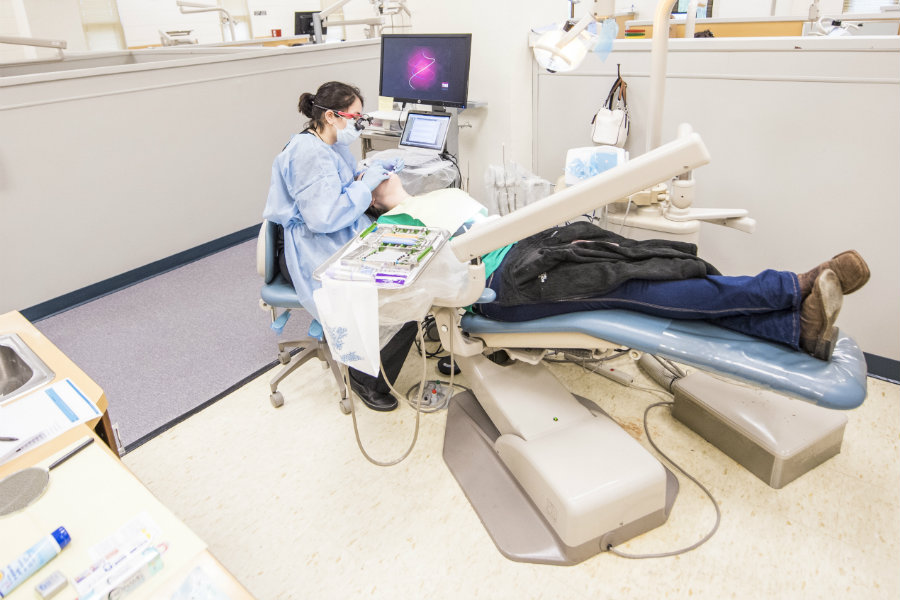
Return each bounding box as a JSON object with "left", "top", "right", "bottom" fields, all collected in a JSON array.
[
  {"left": 268, "top": 336, "right": 349, "bottom": 413},
  {"left": 442, "top": 390, "right": 678, "bottom": 565}
]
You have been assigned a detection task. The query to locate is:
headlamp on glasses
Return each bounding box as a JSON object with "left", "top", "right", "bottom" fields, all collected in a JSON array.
[{"left": 315, "top": 104, "right": 373, "bottom": 131}]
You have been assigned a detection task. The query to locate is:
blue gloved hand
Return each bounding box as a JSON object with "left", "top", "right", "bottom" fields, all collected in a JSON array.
[
  {"left": 360, "top": 166, "right": 391, "bottom": 191},
  {"left": 372, "top": 157, "right": 406, "bottom": 173}
]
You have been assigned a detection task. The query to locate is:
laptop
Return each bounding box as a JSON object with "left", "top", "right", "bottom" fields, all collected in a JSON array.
[{"left": 399, "top": 111, "right": 451, "bottom": 155}]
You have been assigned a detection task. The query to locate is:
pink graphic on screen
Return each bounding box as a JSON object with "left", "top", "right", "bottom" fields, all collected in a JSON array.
[{"left": 407, "top": 47, "right": 438, "bottom": 91}]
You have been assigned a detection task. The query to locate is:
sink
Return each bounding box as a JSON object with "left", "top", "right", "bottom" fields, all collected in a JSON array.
[{"left": 0, "top": 334, "right": 54, "bottom": 404}]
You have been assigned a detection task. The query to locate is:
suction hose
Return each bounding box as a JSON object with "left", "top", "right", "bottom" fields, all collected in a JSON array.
[{"left": 637, "top": 354, "right": 682, "bottom": 393}]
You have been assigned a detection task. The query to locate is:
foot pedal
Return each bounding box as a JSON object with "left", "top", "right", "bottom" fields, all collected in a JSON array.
[{"left": 437, "top": 356, "right": 461, "bottom": 376}]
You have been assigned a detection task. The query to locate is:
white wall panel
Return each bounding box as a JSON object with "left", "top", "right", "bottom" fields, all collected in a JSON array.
[
  {"left": 0, "top": 42, "right": 380, "bottom": 313},
  {"left": 534, "top": 37, "right": 899, "bottom": 358}
]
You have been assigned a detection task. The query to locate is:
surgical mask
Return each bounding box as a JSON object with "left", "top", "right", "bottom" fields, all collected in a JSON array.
[{"left": 334, "top": 121, "right": 363, "bottom": 146}]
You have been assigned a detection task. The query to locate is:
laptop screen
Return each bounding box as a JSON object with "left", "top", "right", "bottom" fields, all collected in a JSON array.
[{"left": 399, "top": 112, "right": 451, "bottom": 152}]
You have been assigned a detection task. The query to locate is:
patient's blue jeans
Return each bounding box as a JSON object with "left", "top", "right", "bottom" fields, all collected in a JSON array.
[{"left": 478, "top": 268, "right": 802, "bottom": 349}]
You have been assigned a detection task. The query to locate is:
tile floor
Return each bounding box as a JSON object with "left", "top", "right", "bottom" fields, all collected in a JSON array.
[{"left": 123, "top": 349, "right": 900, "bottom": 600}]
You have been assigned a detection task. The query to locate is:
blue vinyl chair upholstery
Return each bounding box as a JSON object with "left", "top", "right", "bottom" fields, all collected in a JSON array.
[{"left": 258, "top": 220, "right": 349, "bottom": 411}]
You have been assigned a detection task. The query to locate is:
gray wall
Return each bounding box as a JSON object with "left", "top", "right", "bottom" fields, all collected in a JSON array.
[
  {"left": 534, "top": 36, "right": 899, "bottom": 359},
  {"left": 0, "top": 41, "right": 380, "bottom": 314}
]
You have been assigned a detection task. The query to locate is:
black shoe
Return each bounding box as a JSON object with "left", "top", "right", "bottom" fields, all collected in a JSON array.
[
  {"left": 437, "top": 356, "right": 461, "bottom": 376},
  {"left": 349, "top": 377, "right": 398, "bottom": 412}
]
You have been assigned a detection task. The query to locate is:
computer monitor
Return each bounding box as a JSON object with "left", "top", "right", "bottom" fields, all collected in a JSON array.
[
  {"left": 295, "top": 11, "right": 325, "bottom": 36},
  {"left": 399, "top": 111, "right": 451, "bottom": 152},
  {"left": 379, "top": 34, "right": 472, "bottom": 109}
]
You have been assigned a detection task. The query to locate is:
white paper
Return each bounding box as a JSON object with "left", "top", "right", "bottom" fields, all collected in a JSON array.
[{"left": 0, "top": 378, "right": 101, "bottom": 465}]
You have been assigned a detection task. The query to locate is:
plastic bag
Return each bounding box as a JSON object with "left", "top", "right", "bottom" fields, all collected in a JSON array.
[
  {"left": 484, "top": 162, "right": 554, "bottom": 216},
  {"left": 363, "top": 148, "right": 458, "bottom": 195},
  {"left": 375, "top": 244, "right": 469, "bottom": 343},
  {"left": 565, "top": 146, "right": 628, "bottom": 185}
]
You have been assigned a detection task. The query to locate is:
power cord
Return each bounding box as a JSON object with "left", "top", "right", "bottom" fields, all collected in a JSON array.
[
  {"left": 551, "top": 350, "right": 721, "bottom": 557},
  {"left": 440, "top": 151, "right": 463, "bottom": 189},
  {"left": 606, "top": 400, "right": 721, "bottom": 559},
  {"left": 414, "top": 315, "right": 448, "bottom": 359}
]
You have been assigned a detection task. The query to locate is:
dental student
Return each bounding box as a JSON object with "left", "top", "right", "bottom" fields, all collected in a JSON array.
[{"left": 263, "top": 81, "right": 413, "bottom": 412}]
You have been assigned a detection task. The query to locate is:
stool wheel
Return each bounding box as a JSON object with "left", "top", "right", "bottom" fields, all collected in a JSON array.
[
  {"left": 278, "top": 350, "right": 291, "bottom": 365},
  {"left": 339, "top": 398, "right": 351, "bottom": 415},
  {"left": 270, "top": 391, "right": 285, "bottom": 408}
]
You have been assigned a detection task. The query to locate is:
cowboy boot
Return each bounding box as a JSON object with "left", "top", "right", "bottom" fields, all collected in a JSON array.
[
  {"left": 799, "top": 269, "right": 843, "bottom": 361},
  {"left": 797, "top": 250, "right": 870, "bottom": 296}
]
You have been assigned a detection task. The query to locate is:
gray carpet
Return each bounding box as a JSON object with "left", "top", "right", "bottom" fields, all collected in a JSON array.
[{"left": 34, "top": 240, "right": 312, "bottom": 452}]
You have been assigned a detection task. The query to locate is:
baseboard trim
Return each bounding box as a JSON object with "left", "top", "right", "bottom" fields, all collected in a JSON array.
[
  {"left": 864, "top": 353, "right": 900, "bottom": 385},
  {"left": 24, "top": 225, "right": 259, "bottom": 322}
]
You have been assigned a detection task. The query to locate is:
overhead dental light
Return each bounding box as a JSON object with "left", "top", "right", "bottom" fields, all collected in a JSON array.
[{"left": 532, "top": 0, "right": 616, "bottom": 73}]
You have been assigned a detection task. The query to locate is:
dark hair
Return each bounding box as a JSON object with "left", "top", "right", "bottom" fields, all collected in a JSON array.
[{"left": 297, "top": 81, "right": 363, "bottom": 131}]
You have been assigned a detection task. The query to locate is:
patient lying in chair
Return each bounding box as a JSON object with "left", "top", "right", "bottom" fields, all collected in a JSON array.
[{"left": 368, "top": 174, "right": 870, "bottom": 362}]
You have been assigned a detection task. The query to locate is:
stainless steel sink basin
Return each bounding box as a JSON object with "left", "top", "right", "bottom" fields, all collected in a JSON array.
[{"left": 0, "top": 334, "right": 54, "bottom": 404}]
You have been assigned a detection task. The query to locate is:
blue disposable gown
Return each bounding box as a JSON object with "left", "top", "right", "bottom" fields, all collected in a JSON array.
[{"left": 263, "top": 132, "right": 373, "bottom": 321}]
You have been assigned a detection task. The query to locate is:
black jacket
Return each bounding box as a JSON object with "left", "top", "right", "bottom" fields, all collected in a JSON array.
[{"left": 498, "top": 221, "right": 720, "bottom": 305}]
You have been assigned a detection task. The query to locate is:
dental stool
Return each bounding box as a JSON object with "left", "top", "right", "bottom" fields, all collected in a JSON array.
[{"left": 257, "top": 220, "right": 350, "bottom": 413}]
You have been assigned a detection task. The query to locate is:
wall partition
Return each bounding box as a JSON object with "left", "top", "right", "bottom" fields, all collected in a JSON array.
[
  {"left": 0, "top": 40, "right": 380, "bottom": 315},
  {"left": 533, "top": 36, "right": 899, "bottom": 360}
]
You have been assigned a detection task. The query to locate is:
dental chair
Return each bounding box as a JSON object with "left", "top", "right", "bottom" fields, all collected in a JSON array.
[
  {"left": 421, "top": 132, "right": 869, "bottom": 565},
  {"left": 257, "top": 220, "right": 350, "bottom": 412}
]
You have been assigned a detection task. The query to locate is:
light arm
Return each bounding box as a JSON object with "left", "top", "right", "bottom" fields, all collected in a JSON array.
[
  {"left": 176, "top": 1, "right": 236, "bottom": 41},
  {"left": 647, "top": 0, "right": 678, "bottom": 151},
  {"left": 0, "top": 35, "right": 66, "bottom": 59},
  {"left": 449, "top": 132, "right": 711, "bottom": 262},
  {"left": 684, "top": 0, "right": 707, "bottom": 38},
  {"left": 312, "top": 0, "right": 384, "bottom": 43}
]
